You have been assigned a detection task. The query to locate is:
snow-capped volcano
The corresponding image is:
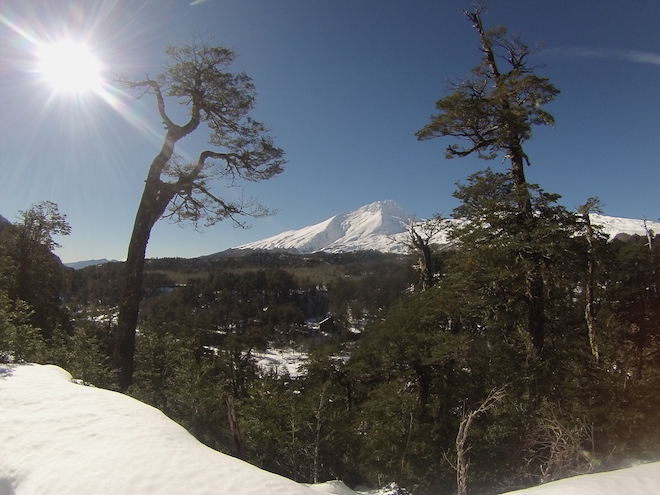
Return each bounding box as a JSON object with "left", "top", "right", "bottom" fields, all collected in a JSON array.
[
  {"left": 223, "top": 201, "right": 659, "bottom": 256},
  {"left": 234, "top": 200, "right": 417, "bottom": 254}
]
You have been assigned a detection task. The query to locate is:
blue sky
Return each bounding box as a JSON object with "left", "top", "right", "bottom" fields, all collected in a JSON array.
[{"left": 1, "top": 0, "right": 658, "bottom": 263}]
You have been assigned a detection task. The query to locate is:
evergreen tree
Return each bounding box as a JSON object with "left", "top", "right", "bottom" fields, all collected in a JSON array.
[
  {"left": 446, "top": 169, "right": 582, "bottom": 358},
  {"left": 0, "top": 201, "right": 71, "bottom": 340},
  {"left": 0, "top": 290, "right": 46, "bottom": 363},
  {"left": 417, "top": 4, "right": 560, "bottom": 355}
]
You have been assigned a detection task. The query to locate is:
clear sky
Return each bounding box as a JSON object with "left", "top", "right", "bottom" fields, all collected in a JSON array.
[{"left": 1, "top": 0, "right": 658, "bottom": 263}]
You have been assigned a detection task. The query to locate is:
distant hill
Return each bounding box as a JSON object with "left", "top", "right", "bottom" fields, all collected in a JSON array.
[
  {"left": 0, "top": 214, "right": 12, "bottom": 233},
  {"left": 64, "top": 259, "right": 117, "bottom": 270}
]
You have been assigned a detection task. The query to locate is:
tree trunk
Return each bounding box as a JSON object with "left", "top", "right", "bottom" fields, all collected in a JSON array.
[
  {"left": 525, "top": 255, "right": 545, "bottom": 355},
  {"left": 510, "top": 148, "right": 546, "bottom": 357},
  {"left": 227, "top": 396, "right": 244, "bottom": 458},
  {"left": 421, "top": 241, "right": 435, "bottom": 290},
  {"left": 583, "top": 213, "right": 599, "bottom": 362},
  {"left": 114, "top": 172, "right": 176, "bottom": 391},
  {"left": 473, "top": 6, "right": 548, "bottom": 357}
]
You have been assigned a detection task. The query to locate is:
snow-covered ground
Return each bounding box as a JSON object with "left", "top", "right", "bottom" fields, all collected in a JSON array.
[
  {"left": 1, "top": 363, "right": 658, "bottom": 495},
  {"left": 502, "top": 461, "right": 660, "bottom": 494},
  {"left": 254, "top": 347, "right": 309, "bottom": 378}
]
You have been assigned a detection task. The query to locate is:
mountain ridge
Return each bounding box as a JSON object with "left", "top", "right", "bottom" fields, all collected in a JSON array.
[
  {"left": 224, "top": 200, "right": 418, "bottom": 256},
  {"left": 216, "top": 201, "right": 658, "bottom": 257},
  {"left": 64, "top": 202, "right": 659, "bottom": 266}
]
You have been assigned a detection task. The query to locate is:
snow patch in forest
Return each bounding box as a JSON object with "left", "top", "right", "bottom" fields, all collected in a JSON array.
[{"left": 254, "top": 347, "right": 309, "bottom": 378}]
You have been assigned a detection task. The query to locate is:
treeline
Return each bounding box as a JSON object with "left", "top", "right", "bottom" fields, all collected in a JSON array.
[
  {"left": 68, "top": 250, "right": 416, "bottom": 323},
  {"left": 333, "top": 172, "right": 660, "bottom": 492}
]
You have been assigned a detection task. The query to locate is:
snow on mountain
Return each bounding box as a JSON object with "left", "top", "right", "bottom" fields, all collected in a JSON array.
[
  {"left": 590, "top": 214, "right": 659, "bottom": 240},
  {"left": 1, "top": 363, "right": 658, "bottom": 495},
  {"left": 228, "top": 201, "right": 659, "bottom": 256},
  {"left": 233, "top": 200, "right": 419, "bottom": 255},
  {"left": 62, "top": 204, "right": 659, "bottom": 265}
]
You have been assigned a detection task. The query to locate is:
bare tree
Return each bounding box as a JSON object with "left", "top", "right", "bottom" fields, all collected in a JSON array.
[
  {"left": 453, "top": 385, "right": 506, "bottom": 495},
  {"left": 643, "top": 217, "right": 655, "bottom": 252},
  {"left": 114, "top": 39, "right": 285, "bottom": 391},
  {"left": 402, "top": 214, "right": 449, "bottom": 290},
  {"left": 525, "top": 406, "right": 603, "bottom": 484},
  {"left": 578, "top": 197, "right": 604, "bottom": 362}
]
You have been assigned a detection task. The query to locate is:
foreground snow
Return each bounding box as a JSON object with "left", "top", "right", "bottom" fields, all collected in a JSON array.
[
  {"left": 502, "top": 461, "right": 659, "bottom": 494},
  {"left": 0, "top": 364, "right": 324, "bottom": 495},
  {"left": 1, "top": 364, "right": 658, "bottom": 495}
]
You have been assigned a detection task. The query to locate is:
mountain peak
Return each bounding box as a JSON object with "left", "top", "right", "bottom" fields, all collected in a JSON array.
[
  {"left": 355, "top": 199, "right": 404, "bottom": 214},
  {"left": 233, "top": 200, "right": 415, "bottom": 255}
]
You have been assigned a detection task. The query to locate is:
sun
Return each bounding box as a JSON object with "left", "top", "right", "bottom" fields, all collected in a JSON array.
[{"left": 37, "top": 41, "right": 103, "bottom": 94}]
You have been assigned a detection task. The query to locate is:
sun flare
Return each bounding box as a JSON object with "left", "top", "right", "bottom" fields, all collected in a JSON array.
[{"left": 37, "top": 41, "right": 103, "bottom": 94}]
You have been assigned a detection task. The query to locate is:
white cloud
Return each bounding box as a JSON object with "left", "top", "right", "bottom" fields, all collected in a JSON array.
[{"left": 548, "top": 46, "right": 660, "bottom": 66}]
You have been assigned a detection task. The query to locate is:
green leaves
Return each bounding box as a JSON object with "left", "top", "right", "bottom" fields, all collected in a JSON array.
[
  {"left": 17, "top": 200, "right": 71, "bottom": 251},
  {"left": 416, "top": 9, "right": 559, "bottom": 166}
]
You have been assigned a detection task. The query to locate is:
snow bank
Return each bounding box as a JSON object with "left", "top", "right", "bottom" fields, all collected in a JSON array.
[
  {"left": 0, "top": 364, "right": 327, "bottom": 495},
  {"left": 1, "top": 364, "right": 658, "bottom": 495},
  {"left": 501, "top": 461, "right": 660, "bottom": 495}
]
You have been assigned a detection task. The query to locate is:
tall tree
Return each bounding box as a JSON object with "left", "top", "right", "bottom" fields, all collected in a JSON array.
[
  {"left": 14, "top": 201, "right": 71, "bottom": 305},
  {"left": 577, "top": 197, "right": 607, "bottom": 362},
  {"left": 416, "top": 4, "right": 559, "bottom": 354},
  {"left": 0, "top": 201, "right": 71, "bottom": 339},
  {"left": 114, "top": 39, "right": 285, "bottom": 391}
]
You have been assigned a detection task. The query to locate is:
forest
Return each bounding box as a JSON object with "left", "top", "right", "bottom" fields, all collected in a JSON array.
[
  {"left": 1, "top": 5, "right": 658, "bottom": 495},
  {"left": 1, "top": 177, "right": 658, "bottom": 494}
]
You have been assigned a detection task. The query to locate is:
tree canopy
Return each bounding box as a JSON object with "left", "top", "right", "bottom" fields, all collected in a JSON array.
[{"left": 416, "top": 4, "right": 559, "bottom": 179}]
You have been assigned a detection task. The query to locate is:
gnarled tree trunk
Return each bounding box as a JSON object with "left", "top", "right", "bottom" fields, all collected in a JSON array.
[{"left": 114, "top": 160, "right": 177, "bottom": 391}]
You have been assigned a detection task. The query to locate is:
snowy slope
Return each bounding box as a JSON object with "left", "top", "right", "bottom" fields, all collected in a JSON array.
[
  {"left": 0, "top": 364, "right": 325, "bottom": 495},
  {"left": 1, "top": 363, "right": 658, "bottom": 495},
  {"left": 590, "top": 213, "right": 659, "bottom": 240},
  {"left": 234, "top": 200, "right": 417, "bottom": 254},
  {"left": 228, "top": 201, "right": 659, "bottom": 255},
  {"left": 502, "top": 461, "right": 660, "bottom": 494}
]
